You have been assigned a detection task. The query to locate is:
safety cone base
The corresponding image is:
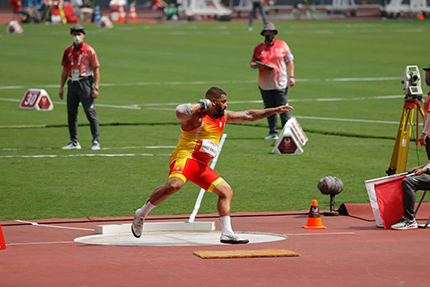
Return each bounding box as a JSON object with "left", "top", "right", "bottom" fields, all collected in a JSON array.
[
  {"left": 302, "top": 200, "right": 327, "bottom": 229},
  {"left": 302, "top": 224, "right": 327, "bottom": 229},
  {"left": 302, "top": 217, "right": 327, "bottom": 229}
]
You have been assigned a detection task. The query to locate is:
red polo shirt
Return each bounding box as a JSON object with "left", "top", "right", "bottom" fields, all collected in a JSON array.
[
  {"left": 61, "top": 43, "right": 100, "bottom": 78},
  {"left": 251, "top": 39, "right": 293, "bottom": 90},
  {"left": 9, "top": 0, "right": 22, "bottom": 13}
]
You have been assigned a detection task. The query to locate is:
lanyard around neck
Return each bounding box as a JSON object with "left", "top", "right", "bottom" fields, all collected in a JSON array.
[{"left": 71, "top": 47, "right": 83, "bottom": 67}]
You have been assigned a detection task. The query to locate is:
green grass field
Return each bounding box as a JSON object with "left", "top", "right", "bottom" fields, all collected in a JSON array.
[{"left": 1, "top": 20, "right": 429, "bottom": 221}]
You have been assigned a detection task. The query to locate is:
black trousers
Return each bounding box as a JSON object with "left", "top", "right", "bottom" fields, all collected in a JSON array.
[
  {"left": 425, "top": 137, "right": 430, "bottom": 160},
  {"left": 260, "top": 87, "right": 291, "bottom": 135},
  {"left": 401, "top": 174, "right": 430, "bottom": 220},
  {"left": 67, "top": 78, "right": 99, "bottom": 143},
  {"left": 249, "top": 2, "right": 267, "bottom": 27}
]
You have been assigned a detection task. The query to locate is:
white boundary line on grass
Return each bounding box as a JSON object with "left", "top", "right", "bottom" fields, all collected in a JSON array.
[
  {"left": 0, "top": 153, "right": 172, "bottom": 159},
  {"left": 0, "top": 146, "right": 176, "bottom": 158},
  {"left": 0, "top": 94, "right": 405, "bottom": 109},
  {"left": 0, "top": 76, "right": 401, "bottom": 91},
  {"left": 0, "top": 97, "right": 141, "bottom": 110},
  {"left": 0, "top": 146, "right": 176, "bottom": 151}
]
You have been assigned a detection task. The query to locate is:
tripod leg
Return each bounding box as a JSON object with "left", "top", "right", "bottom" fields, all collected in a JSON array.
[
  {"left": 42, "top": 5, "right": 53, "bottom": 23},
  {"left": 387, "top": 102, "right": 415, "bottom": 175},
  {"left": 387, "top": 107, "right": 408, "bottom": 175},
  {"left": 396, "top": 106, "right": 415, "bottom": 173},
  {"left": 58, "top": 2, "right": 67, "bottom": 25}
]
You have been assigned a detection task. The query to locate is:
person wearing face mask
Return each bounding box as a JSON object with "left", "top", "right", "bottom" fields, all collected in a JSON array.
[
  {"left": 419, "top": 65, "right": 430, "bottom": 159},
  {"left": 59, "top": 24, "right": 101, "bottom": 150},
  {"left": 250, "top": 22, "right": 295, "bottom": 140}
]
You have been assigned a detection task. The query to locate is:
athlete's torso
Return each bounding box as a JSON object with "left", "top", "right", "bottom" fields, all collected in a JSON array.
[{"left": 170, "top": 113, "right": 225, "bottom": 165}]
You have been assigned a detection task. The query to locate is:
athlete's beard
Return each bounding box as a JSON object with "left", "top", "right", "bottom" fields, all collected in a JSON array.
[{"left": 216, "top": 105, "right": 225, "bottom": 117}]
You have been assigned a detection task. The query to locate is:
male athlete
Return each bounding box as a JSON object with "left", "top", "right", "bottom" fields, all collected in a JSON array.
[{"left": 131, "top": 87, "right": 293, "bottom": 244}]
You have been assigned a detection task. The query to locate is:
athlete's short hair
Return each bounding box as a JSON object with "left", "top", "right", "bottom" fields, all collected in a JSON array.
[{"left": 206, "top": 87, "right": 227, "bottom": 99}]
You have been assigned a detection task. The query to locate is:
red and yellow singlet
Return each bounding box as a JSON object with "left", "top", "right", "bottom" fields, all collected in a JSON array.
[{"left": 168, "top": 113, "right": 225, "bottom": 192}]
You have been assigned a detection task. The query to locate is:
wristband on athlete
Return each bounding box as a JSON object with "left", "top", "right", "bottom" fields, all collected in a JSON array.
[{"left": 199, "top": 99, "right": 213, "bottom": 111}]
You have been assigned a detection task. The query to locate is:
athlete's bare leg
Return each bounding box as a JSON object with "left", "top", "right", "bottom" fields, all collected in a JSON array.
[
  {"left": 211, "top": 179, "right": 233, "bottom": 217},
  {"left": 149, "top": 177, "right": 186, "bottom": 205}
]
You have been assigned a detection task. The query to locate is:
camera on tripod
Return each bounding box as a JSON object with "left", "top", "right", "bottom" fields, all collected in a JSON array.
[
  {"left": 387, "top": 65, "right": 426, "bottom": 175},
  {"left": 402, "top": 65, "right": 423, "bottom": 99}
]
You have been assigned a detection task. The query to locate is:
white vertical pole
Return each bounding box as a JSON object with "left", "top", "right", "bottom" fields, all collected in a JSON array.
[{"left": 188, "top": 133, "right": 227, "bottom": 223}]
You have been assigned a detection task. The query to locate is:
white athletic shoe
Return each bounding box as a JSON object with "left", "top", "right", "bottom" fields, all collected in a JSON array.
[
  {"left": 391, "top": 218, "right": 418, "bottom": 230},
  {"left": 264, "top": 134, "right": 279, "bottom": 140},
  {"left": 220, "top": 233, "right": 249, "bottom": 244},
  {"left": 91, "top": 140, "right": 100, "bottom": 150},
  {"left": 131, "top": 211, "right": 144, "bottom": 238},
  {"left": 62, "top": 142, "right": 81, "bottom": 150}
]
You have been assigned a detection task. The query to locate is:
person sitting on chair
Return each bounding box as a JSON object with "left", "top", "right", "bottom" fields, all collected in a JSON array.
[{"left": 391, "top": 160, "right": 430, "bottom": 230}]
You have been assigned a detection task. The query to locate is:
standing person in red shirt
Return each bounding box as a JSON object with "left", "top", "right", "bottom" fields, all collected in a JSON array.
[
  {"left": 59, "top": 24, "right": 101, "bottom": 150},
  {"left": 9, "top": 0, "right": 29, "bottom": 22},
  {"left": 9, "top": 0, "right": 22, "bottom": 13},
  {"left": 419, "top": 65, "right": 430, "bottom": 159},
  {"left": 250, "top": 22, "right": 295, "bottom": 140}
]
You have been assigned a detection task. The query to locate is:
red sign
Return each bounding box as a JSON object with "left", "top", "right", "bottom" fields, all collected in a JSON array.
[
  {"left": 20, "top": 89, "right": 53, "bottom": 111},
  {"left": 20, "top": 90, "right": 41, "bottom": 109},
  {"left": 38, "top": 96, "right": 51, "bottom": 109},
  {"left": 277, "top": 136, "right": 298, "bottom": 154}
]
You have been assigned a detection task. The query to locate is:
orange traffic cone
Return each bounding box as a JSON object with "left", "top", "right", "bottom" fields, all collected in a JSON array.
[
  {"left": 128, "top": 2, "right": 137, "bottom": 20},
  {"left": 418, "top": 11, "right": 425, "bottom": 20},
  {"left": 0, "top": 223, "right": 6, "bottom": 250},
  {"left": 302, "top": 200, "right": 327, "bottom": 229},
  {"left": 118, "top": 5, "right": 126, "bottom": 23}
]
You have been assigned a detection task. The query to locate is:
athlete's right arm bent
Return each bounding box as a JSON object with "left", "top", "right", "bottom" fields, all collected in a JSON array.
[{"left": 175, "top": 99, "right": 212, "bottom": 130}]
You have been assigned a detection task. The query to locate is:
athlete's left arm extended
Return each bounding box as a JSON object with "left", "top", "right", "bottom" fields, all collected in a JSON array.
[{"left": 225, "top": 105, "right": 293, "bottom": 123}]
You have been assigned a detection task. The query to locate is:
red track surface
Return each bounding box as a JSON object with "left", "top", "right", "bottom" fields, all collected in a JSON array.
[{"left": 1, "top": 204, "right": 429, "bottom": 287}]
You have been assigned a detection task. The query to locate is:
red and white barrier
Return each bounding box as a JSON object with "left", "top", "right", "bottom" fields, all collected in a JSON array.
[
  {"left": 20, "top": 89, "right": 54, "bottom": 111},
  {"left": 6, "top": 20, "right": 23, "bottom": 34},
  {"left": 98, "top": 16, "right": 114, "bottom": 28},
  {"left": 272, "top": 118, "right": 308, "bottom": 154}
]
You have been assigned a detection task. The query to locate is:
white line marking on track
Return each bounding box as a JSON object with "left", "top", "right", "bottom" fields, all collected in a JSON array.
[
  {"left": 287, "top": 232, "right": 355, "bottom": 236},
  {"left": 14, "top": 220, "right": 93, "bottom": 231},
  {"left": 7, "top": 241, "right": 76, "bottom": 246}
]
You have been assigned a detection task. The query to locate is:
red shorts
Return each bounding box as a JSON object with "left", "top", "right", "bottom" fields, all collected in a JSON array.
[{"left": 168, "top": 157, "right": 223, "bottom": 192}]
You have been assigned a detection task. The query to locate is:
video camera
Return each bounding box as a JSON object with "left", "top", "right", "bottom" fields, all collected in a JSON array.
[{"left": 402, "top": 65, "right": 423, "bottom": 99}]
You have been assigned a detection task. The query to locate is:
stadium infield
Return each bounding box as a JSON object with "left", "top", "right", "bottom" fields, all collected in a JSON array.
[{"left": 1, "top": 205, "right": 430, "bottom": 287}]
